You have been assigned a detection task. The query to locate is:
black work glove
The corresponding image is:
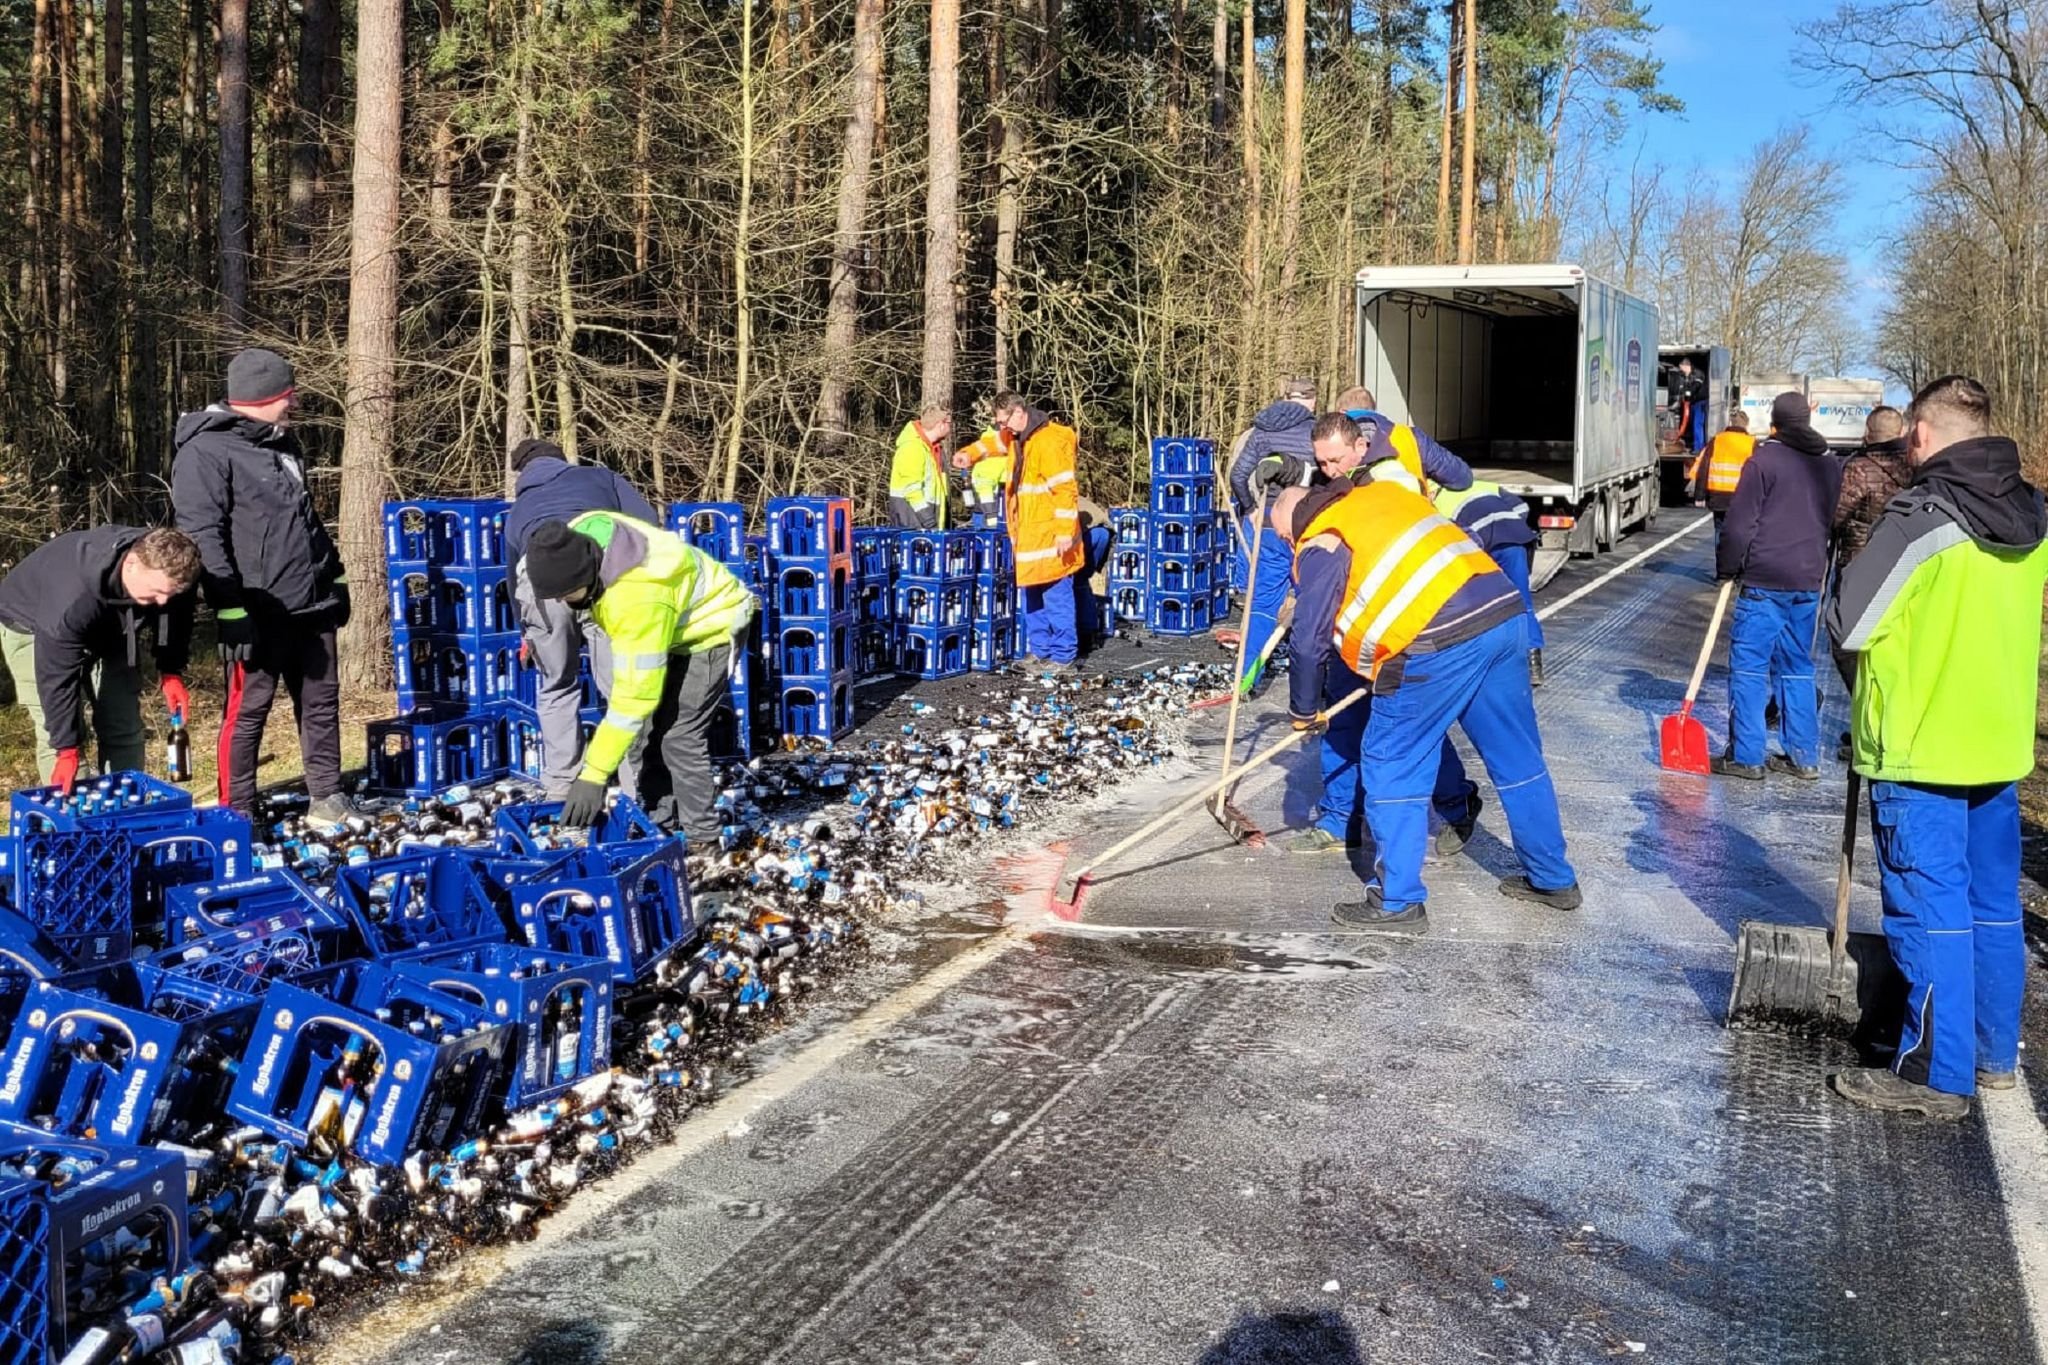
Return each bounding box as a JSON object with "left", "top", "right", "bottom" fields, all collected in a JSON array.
[
  {"left": 215, "top": 608, "right": 256, "bottom": 663},
  {"left": 560, "top": 778, "right": 608, "bottom": 828},
  {"left": 1252, "top": 454, "right": 1309, "bottom": 498},
  {"left": 331, "top": 581, "right": 353, "bottom": 630}
]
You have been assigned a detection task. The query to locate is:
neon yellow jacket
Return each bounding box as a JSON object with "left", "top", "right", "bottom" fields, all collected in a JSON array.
[
  {"left": 958, "top": 428, "right": 1014, "bottom": 512},
  {"left": 888, "top": 421, "right": 949, "bottom": 529},
  {"left": 570, "top": 511, "right": 756, "bottom": 784}
]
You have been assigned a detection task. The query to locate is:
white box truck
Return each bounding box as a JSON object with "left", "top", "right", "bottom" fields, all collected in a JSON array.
[
  {"left": 1736, "top": 372, "right": 1806, "bottom": 442},
  {"left": 1354, "top": 263, "right": 1661, "bottom": 588},
  {"left": 1807, "top": 377, "right": 1886, "bottom": 449}
]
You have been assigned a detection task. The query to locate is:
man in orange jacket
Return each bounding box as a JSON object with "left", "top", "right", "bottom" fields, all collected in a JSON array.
[{"left": 979, "top": 391, "right": 1085, "bottom": 669}]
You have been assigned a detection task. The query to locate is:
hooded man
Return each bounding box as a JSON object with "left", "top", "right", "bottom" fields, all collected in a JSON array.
[
  {"left": 504, "top": 437, "right": 661, "bottom": 797},
  {"left": 172, "top": 347, "right": 354, "bottom": 823},
  {"left": 0, "top": 527, "right": 201, "bottom": 790},
  {"left": 1826, "top": 375, "right": 2048, "bottom": 1120},
  {"left": 522, "top": 513, "right": 755, "bottom": 841},
  {"left": 989, "top": 392, "right": 1085, "bottom": 669},
  {"left": 1711, "top": 391, "right": 1842, "bottom": 783}
]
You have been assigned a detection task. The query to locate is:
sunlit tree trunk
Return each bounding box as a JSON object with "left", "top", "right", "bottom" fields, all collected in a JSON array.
[{"left": 817, "top": 0, "right": 887, "bottom": 453}]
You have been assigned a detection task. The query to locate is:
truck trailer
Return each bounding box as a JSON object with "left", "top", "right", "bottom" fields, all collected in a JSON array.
[
  {"left": 1353, "top": 263, "right": 1661, "bottom": 589},
  {"left": 1654, "top": 343, "right": 1732, "bottom": 504}
]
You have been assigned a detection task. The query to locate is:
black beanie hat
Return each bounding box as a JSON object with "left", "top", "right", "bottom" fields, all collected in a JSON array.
[
  {"left": 226, "top": 348, "right": 295, "bottom": 404},
  {"left": 510, "top": 438, "right": 565, "bottom": 473},
  {"left": 524, "top": 521, "right": 603, "bottom": 600},
  {"left": 1771, "top": 391, "right": 1811, "bottom": 428}
]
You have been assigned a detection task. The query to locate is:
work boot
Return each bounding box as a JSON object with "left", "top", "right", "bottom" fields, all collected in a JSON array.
[
  {"left": 1289, "top": 827, "right": 1349, "bottom": 854},
  {"left": 1331, "top": 893, "right": 1427, "bottom": 933},
  {"left": 1978, "top": 1069, "right": 2019, "bottom": 1091},
  {"left": 1529, "top": 649, "right": 1545, "bottom": 688},
  {"left": 1498, "top": 875, "right": 1583, "bottom": 911},
  {"left": 1765, "top": 754, "right": 1821, "bottom": 782},
  {"left": 1432, "top": 793, "right": 1483, "bottom": 858},
  {"left": 306, "top": 793, "right": 363, "bottom": 829},
  {"left": 1710, "top": 754, "right": 1765, "bottom": 781},
  {"left": 1830, "top": 1067, "right": 1970, "bottom": 1120}
]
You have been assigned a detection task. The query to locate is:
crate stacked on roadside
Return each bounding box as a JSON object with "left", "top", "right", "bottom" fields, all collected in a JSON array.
[
  {"left": 667, "top": 501, "right": 776, "bottom": 760},
  {"left": 962, "top": 528, "right": 1019, "bottom": 671},
  {"left": 1140, "top": 437, "right": 1230, "bottom": 636},
  {"left": 765, "top": 496, "right": 856, "bottom": 739},
  {"left": 375, "top": 499, "right": 530, "bottom": 794},
  {"left": 852, "top": 527, "right": 898, "bottom": 678},
  {"left": 891, "top": 529, "right": 976, "bottom": 679}
]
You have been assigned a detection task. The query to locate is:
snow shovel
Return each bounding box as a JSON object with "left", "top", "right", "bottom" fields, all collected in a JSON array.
[
  {"left": 1726, "top": 770, "right": 1900, "bottom": 1036},
  {"left": 1659, "top": 580, "right": 1734, "bottom": 774},
  {"left": 1052, "top": 687, "right": 1369, "bottom": 912}
]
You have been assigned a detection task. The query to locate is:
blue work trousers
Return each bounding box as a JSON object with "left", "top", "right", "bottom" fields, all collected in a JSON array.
[
  {"left": 1022, "top": 572, "right": 1079, "bottom": 664},
  {"left": 1239, "top": 513, "right": 1296, "bottom": 682},
  {"left": 1361, "top": 617, "right": 1576, "bottom": 910},
  {"left": 1315, "top": 658, "right": 1471, "bottom": 845},
  {"left": 1871, "top": 779, "right": 2025, "bottom": 1096},
  {"left": 1726, "top": 586, "right": 1819, "bottom": 768},
  {"left": 1492, "top": 544, "right": 1545, "bottom": 651},
  {"left": 1074, "top": 526, "right": 1113, "bottom": 645}
]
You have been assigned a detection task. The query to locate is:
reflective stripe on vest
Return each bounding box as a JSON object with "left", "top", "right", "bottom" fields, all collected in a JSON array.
[
  {"left": 1302, "top": 482, "right": 1501, "bottom": 679},
  {"left": 1705, "top": 432, "right": 1756, "bottom": 495}
]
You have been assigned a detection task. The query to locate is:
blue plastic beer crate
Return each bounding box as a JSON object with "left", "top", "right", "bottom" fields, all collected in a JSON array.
[
  {"left": 1111, "top": 506, "right": 1150, "bottom": 547},
  {"left": 163, "top": 866, "right": 329, "bottom": 948},
  {"left": 0, "top": 966, "right": 259, "bottom": 1145},
  {"left": 1110, "top": 581, "right": 1150, "bottom": 627},
  {"left": 766, "top": 496, "right": 852, "bottom": 561},
  {"left": 853, "top": 527, "right": 898, "bottom": 583},
  {"left": 897, "top": 624, "right": 971, "bottom": 680},
  {"left": 895, "top": 577, "right": 973, "bottom": 628},
  {"left": 666, "top": 501, "right": 746, "bottom": 563},
  {"left": 149, "top": 898, "right": 363, "bottom": 998},
  {"left": 1147, "top": 592, "right": 1215, "bottom": 636},
  {"left": 494, "top": 793, "right": 665, "bottom": 856},
  {"left": 854, "top": 623, "right": 894, "bottom": 678},
  {"left": 775, "top": 616, "right": 854, "bottom": 676},
  {"left": 224, "top": 975, "right": 511, "bottom": 1166},
  {"left": 495, "top": 700, "right": 546, "bottom": 782},
  {"left": 0, "top": 1174, "right": 47, "bottom": 1365},
  {"left": 510, "top": 838, "right": 696, "bottom": 986},
  {"left": 972, "top": 574, "right": 1017, "bottom": 619},
  {"left": 9, "top": 771, "right": 192, "bottom": 840},
  {"left": 390, "top": 944, "right": 613, "bottom": 1108},
  {"left": 1150, "top": 514, "right": 1217, "bottom": 557},
  {"left": 1150, "top": 477, "right": 1215, "bottom": 517},
  {"left": 1107, "top": 544, "right": 1150, "bottom": 585},
  {"left": 0, "top": 1126, "right": 186, "bottom": 1356},
  {"left": 333, "top": 848, "right": 521, "bottom": 959},
  {"left": 366, "top": 706, "right": 506, "bottom": 796},
  {"left": 1150, "top": 436, "right": 1215, "bottom": 478},
  {"left": 1151, "top": 556, "right": 1216, "bottom": 595},
  {"left": 384, "top": 498, "right": 509, "bottom": 569},
  {"left": 970, "top": 615, "right": 1020, "bottom": 672},
  {"left": 779, "top": 671, "right": 854, "bottom": 740},
  {"left": 775, "top": 558, "right": 854, "bottom": 621}
]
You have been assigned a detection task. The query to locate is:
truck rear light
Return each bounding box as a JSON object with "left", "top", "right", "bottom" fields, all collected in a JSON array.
[{"left": 1538, "top": 515, "right": 1576, "bottom": 530}]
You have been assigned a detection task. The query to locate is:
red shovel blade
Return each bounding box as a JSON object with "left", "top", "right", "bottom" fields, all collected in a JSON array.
[{"left": 1660, "top": 707, "right": 1712, "bottom": 774}]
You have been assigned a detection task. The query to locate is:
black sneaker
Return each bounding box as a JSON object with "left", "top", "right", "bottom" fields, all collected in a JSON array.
[
  {"left": 1978, "top": 1069, "right": 2019, "bottom": 1091},
  {"left": 1331, "top": 899, "right": 1428, "bottom": 932},
  {"left": 1498, "top": 875, "right": 1583, "bottom": 911},
  {"left": 1710, "top": 755, "right": 1765, "bottom": 781},
  {"left": 1433, "top": 793, "right": 1482, "bottom": 858},
  {"left": 1830, "top": 1067, "right": 1969, "bottom": 1119},
  {"left": 306, "top": 793, "right": 363, "bottom": 828},
  {"left": 1765, "top": 754, "right": 1821, "bottom": 782}
]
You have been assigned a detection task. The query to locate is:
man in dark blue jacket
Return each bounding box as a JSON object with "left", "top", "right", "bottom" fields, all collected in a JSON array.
[
  {"left": 505, "top": 438, "right": 661, "bottom": 796},
  {"left": 1713, "top": 392, "right": 1843, "bottom": 781},
  {"left": 1225, "top": 377, "right": 1321, "bottom": 684}
]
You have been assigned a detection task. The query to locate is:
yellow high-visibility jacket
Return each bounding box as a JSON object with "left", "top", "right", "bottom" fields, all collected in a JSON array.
[
  {"left": 569, "top": 511, "right": 755, "bottom": 784},
  {"left": 888, "top": 421, "right": 949, "bottom": 529}
]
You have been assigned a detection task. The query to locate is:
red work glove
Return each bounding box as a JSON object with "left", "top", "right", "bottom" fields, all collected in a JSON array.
[
  {"left": 159, "top": 675, "right": 190, "bottom": 725},
  {"left": 519, "top": 637, "right": 532, "bottom": 669},
  {"left": 50, "top": 748, "right": 81, "bottom": 796}
]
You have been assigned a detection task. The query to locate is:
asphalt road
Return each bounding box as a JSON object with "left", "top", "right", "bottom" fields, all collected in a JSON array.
[{"left": 351, "top": 510, "right": 2048, "bottom": 1365}]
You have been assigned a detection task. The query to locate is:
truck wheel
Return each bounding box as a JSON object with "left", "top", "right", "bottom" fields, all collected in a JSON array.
[
  {"left": 1595, "top": 489, "right": 1617, "bottom": 552},
  {"left": 1644, "top": 485, "right": 1660, "bottom": 531}
]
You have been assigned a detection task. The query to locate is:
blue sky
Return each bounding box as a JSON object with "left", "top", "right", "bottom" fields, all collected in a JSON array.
[{"left": 1629, "top": 0, "right": 1901, "bottom": 385}]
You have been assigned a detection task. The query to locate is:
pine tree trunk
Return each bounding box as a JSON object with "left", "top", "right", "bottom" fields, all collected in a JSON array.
[
  {"left": 1164, "top": 0, "right": 1184, "bottom": 146},
  {"left": 921, "top": 0, "right": 961, "bottom": 417},
  {"left": 338, "top": 0, "right": 404, "bottom": 693},
  {"left": 25, "top": 0, "right": 49, "bottom": 338},
  {"left": 220, "top": 0, "right": 252, "bottom": 327},
  {"left": 719, "top": 0, "right": 756, "bottom": 501},
  {"left": 1456, "top": 0, "right": 1477, "bottom": 265},
  {"left": 817, "top": 0, "right": 887, "bottom": 454},
  {"left": 1275, "top": 0, "right": 1305, "bottom": 318},
  {"left": 1235, "top": 0, "right": 1261, "bottom": 426},
  {"left": 290, "top": 0, "right": 340, "bottom": 254},
  {"left": 505, "top": 103, "right": 535, "bottom": 456},
  {"left": 132, "top": 0, "right": 159, "bottom": 481},
  {"left": 993, "top": 0, "right": 1029, "bottom": 394},
  {"left": 1208, "top": 0, "right": 1227, "bottom": 147},
  {"left": 55, "top": 0, "right": 76, "bottom": 405},
  {"left": 100, "top": 0, "right": 123, "bottom": 236},
  {"left": 1434, "top": 0, "right": 1456, "bottom": 261}
]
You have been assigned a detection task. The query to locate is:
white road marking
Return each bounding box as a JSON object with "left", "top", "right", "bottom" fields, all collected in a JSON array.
[
  {"left": 1982, "top": 1077, "right": 2048, "bottom": 1358},
  {"left": 1536, "top": 516, "right": 1709, "bottom": 622},
  {"left": 340, "top": 923, "right": 1031, "bottom": 1358}
]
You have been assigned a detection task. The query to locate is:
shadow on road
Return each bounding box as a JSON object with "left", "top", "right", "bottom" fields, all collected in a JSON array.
[
  {"left": 508, "top": 1318, "right": 608, "bottom": 1365},
  {"left": 1194, "top": 1308, "right": 1365, "bottom": 1364}
]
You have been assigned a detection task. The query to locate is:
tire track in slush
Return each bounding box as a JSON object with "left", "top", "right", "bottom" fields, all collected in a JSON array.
[{"left": 655, "top": 969, "right": 1180, "bottom": 1362}]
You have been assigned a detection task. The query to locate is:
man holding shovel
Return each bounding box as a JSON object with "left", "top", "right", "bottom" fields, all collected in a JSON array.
[
  {"left": 1274, "top": 417, "right": 1578, "bottom": 931},
  {"left": 1826, "top": 375, "right": 2048, "bottom": 1119}
]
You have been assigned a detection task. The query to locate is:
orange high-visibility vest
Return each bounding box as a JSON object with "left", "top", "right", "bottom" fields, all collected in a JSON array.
[
  {"left": 1702, "top": 430, "right": 1757, "bottom": 495},
  {"left": 1006, "top": 418, "right": 1087, "bottom": 587},
  {"left": 1298, "top": 481, "right": 1502, "bottom": 680}
]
